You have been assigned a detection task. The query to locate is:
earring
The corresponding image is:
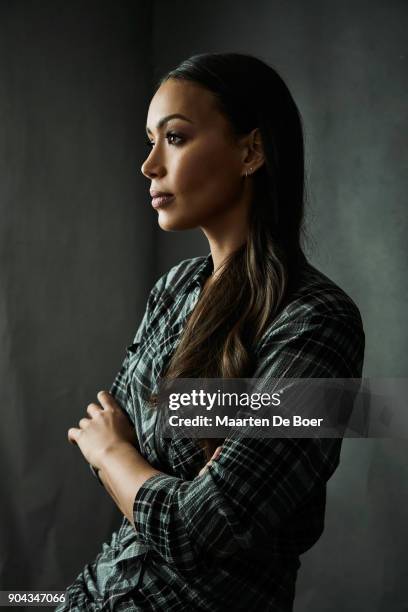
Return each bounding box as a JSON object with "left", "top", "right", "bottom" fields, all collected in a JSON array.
[{"left": 245, "top": 167, "right": 253, "bottom": 177}]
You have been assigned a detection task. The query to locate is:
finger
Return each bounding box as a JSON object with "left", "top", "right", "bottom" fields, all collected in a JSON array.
[
  {"left": 199, "top": 458, "right": 215, "bottom": 477},
  {"left": 86, "top": 403, "right": 102, "bottom": 418},
  {"left": 97, "top": 390, "right": 115, "bottom": 411},
  {"left": 67, "top": 427, "right": 81, "bottom": 445},
  {"left": 212, "top": 446, "right": 222, "bottom": 460},
  {"left": 79, "top": 417, "right": 91, "bottom": 429}
]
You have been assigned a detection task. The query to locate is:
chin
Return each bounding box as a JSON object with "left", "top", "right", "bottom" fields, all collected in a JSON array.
[{"left": 157, "top": 211, "right": 198, "bottom": 232}]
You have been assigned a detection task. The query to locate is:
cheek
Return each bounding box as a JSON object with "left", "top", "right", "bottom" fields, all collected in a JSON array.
[{"left": 174, "top": 144, "right": 238, "bottom": 196}]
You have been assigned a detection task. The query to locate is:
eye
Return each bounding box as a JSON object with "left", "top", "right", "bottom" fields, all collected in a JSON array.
[
  {"left": 166, "top": 131, "right": 185, "bottom": 146},
  {"left": 145, "top": 131, "right": 185, "bottom": 149}
]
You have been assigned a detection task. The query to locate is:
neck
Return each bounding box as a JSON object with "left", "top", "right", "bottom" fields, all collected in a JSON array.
[
  {"left": 206, "top": 234, "right": 248, "bottom": 278},
  {"left": 200, "top": 190, "right": 251, "bottom": 276}
]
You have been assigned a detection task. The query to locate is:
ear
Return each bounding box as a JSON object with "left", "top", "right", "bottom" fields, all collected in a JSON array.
[{"left": 240, "top": 128, "right": 265, "bottom": 177}]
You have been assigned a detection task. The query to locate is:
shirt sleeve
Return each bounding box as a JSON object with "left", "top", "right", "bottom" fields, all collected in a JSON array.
[
  {"left": 132, "top": 312, "right": 365, "bottom": 574},
  {"left": 109, "top": 300, "right": 152, "bottom": 412},
  {"left": 108, "top": 275, "right": 166, "bottom": 413},
  {"left": 109, "top": 263, "right": 180, "bottom": 411}
]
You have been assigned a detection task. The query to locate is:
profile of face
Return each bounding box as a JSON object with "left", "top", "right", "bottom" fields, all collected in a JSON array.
[{"left": 142, "top": 78, "right": 255, "bottom": 232}]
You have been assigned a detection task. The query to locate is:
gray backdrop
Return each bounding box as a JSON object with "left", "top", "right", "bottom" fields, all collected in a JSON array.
[{"left": 0, "top": 1, "right": 407, "bottom": 611}]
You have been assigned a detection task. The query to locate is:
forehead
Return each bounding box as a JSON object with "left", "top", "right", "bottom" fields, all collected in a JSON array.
[{"left": 146, "top": 79, "right": 226, "bottom": 130}]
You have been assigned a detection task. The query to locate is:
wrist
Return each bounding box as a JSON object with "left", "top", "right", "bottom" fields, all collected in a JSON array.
[{"left": 98, "top": 441, "right": 137, "bottom": 472}]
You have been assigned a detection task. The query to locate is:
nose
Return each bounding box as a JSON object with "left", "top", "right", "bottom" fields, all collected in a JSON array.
[{"left": 141, "top": 148, "right": 166, "bottom": 179}]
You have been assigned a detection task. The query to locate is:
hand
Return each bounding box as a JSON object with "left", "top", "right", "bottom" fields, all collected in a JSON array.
[
  {"left": 67, "top": 391, "right": 138, "bottom": 470},
  {"left": 198, "top": 446, "right": 222, "bottom": 477}
]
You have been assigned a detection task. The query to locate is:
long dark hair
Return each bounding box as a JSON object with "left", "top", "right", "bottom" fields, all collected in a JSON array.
[{"left": 149, "top": 52, "right": 307, "bottom": 461}]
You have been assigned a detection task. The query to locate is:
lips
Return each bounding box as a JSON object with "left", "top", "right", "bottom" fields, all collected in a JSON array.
[
  {"left": 151, "top": 193, "right": 175, "bottom": 209},
  {"left": 150, "top": 190, "right": 173, "bottom": 198}
]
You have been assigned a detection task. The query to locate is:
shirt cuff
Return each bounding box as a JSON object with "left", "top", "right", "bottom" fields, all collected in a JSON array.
[{"left": 133, "top": 473, "right": 182, "bottom": 536}]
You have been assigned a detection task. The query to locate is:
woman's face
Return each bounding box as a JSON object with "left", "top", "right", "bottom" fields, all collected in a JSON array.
[{"left": 142, "top": 78, "right": 248, "bottom": 232}]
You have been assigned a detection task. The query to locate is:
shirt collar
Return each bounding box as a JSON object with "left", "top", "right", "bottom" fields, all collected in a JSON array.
[{"left": 184, "top": 252, "right": 214, "bottom": 293}]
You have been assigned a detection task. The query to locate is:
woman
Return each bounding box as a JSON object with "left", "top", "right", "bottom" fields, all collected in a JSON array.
[{"left": 58, "top": 52, "right": 365, "bottom": 611}]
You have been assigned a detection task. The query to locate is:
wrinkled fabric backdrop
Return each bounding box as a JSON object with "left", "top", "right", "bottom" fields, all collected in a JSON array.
[{"left": 0, "top": 1, "right": 407, "bottom": 611}]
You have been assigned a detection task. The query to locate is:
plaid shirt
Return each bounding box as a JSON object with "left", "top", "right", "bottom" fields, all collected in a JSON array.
[{"left": 57, "top": 253, "right": 365, "bottom": 612}]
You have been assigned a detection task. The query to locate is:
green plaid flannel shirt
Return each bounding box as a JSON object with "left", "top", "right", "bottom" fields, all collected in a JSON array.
[{"left": 56, "top": 253, "right": 365, "bottom": 611}]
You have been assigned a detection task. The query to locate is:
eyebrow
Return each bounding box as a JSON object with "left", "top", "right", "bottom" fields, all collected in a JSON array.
[{"left": 145, "top": 113, "right": 193, "bottom": 134}]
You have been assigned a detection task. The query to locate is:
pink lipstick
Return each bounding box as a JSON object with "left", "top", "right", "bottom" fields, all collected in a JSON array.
[{"left": 151, "top": 194, "right": 175, "bottom": 209}]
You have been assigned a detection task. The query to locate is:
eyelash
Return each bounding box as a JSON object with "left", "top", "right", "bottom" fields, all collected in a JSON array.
[{"left": 146, "top": 132, "right": 185, "bottom": 148}]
